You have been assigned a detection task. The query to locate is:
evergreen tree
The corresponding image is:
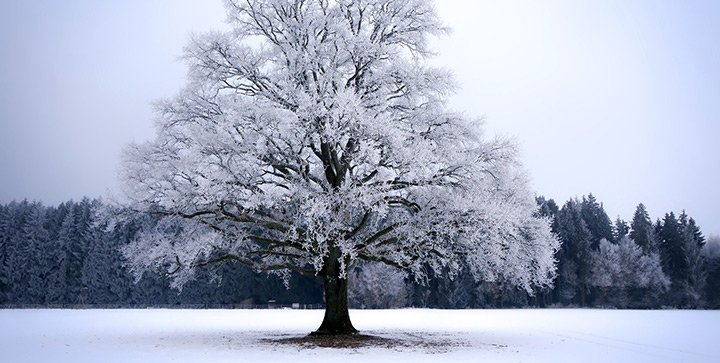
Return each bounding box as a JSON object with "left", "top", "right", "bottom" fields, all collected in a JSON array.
[
  {"left": 44, "top": 202, "right": 77, "bottom": 304},
  {"left": 17, "top": 203, "right": 48, "bottom": 304},
  {"left": 680, "top": 213, "right": 705, "bottom": 247},
  {"left": 656, "top": 211, "right": 707, "bottom": 306},
  {"left": 677, "top": 212, "right": 706, "bottom": 308},
  {"left": 3, "top": 200, "right": 31, "bottom": 303},
  {"left": 62, "top": 199, "right": 93, "bottom": 303},
  {"left": 554, "top": 199, "right": 593, "bottom": 306},
  {"left": 613, "top": 218, "right": 630, "bottom": 242},
  {"left": 0, "top": 204, "right": 11, "bottom": 303},
  {"left": 703, "top": 235, "right": 720, "bottom": 308},
  {"left": 659, "top": 212, "right": 685, "bottom": 281},
  {"left": 580, "top": 194, "right": 614, "bottom": 247},
  {"left": 536, "top": 196, "right": 559, "bottom": 220},
  {"left": 630, "top": 203, "right": 656, "bottom": 251},
  {"left": 81, "top": 227, "right": 132, "bottom": 305}
]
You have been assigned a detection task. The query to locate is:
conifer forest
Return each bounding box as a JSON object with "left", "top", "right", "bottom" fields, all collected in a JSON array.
[{"left": 1, "top": 195, "right": 717, "bottom": 309}]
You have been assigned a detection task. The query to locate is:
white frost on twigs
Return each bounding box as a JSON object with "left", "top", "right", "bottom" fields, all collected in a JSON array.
[{"left": 118, "top": 0, "right": 559, "bottom": 291}]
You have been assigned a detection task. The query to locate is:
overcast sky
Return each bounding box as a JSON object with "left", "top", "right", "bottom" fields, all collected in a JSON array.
[{"left": 0, "top": 0, "right": 718, "bottom": 236}]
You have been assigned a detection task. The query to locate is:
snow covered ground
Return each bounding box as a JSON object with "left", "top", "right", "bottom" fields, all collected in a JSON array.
[{"left": 1, "top": 308, "right": 718, "bottom": 362}]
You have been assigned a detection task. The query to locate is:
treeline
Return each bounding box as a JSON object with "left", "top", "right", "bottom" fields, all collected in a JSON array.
[
  {"left": 0, "top": 199, "right": 322, "bottom": 307},
  {"left": 1, "top": 196, "right": 718, "bottom": 309},
  {"left": 388, "top": 195, "right": 719, "bottom": 309}
]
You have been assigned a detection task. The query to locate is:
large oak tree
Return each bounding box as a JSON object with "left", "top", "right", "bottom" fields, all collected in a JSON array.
[{"left": 120, "top": 0, "right": 559, "bottom": 335}]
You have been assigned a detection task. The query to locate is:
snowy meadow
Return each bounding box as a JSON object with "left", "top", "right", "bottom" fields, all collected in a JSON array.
[{"left": 2, "top": 309, "right": 718, "bottom": 363}]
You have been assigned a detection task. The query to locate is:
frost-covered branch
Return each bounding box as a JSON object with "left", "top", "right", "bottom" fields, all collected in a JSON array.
[{"left": 119, "top": 0, "right": 559, "bottom": 292}]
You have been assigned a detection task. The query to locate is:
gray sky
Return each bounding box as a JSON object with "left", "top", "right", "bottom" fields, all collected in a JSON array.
[{"left": 1, "top": 0, "right": 718, "bottom": 236}]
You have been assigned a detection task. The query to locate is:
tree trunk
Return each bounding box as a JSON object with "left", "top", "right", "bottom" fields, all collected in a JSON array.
[{"left": 312, "top": 248, "right": 357, "bottom": 335}]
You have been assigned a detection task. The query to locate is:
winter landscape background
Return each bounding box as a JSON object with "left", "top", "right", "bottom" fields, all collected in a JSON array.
[
  {"left": 1, "top": 195, "right": 718, "bottom": 309},
  {"left": 1, "top": 0, "right": 719, "bottom": 361}
]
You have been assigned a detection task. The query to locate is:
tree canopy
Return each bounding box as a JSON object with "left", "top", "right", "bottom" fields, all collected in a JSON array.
[{"left": 118, "top": 0, "right": 559, "bottom": 334}]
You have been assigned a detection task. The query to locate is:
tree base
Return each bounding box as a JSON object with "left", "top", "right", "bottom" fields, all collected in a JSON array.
[
  {"left": 268, "top": 333, "right": 398, "bottom": 349},
  {"left": 309, "top": 326, "right": 359, "bottom": 336}
]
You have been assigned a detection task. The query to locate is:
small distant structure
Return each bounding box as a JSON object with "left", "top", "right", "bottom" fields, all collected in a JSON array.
[
  {"left": 291, "top": 303, "right": 300, "bottom": 309},
  {"left": 267, "top": 300, "right": 277, "bottom": 309}
]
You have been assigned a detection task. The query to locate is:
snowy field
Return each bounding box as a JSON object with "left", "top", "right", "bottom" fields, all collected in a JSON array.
[{"left": 1, "top": 309, "right": 718, "bottom": 363}]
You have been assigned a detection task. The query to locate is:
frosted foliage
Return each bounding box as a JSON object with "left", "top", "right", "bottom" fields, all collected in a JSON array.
[
  {"left": 702, "top": 235, "right": 720, "bottom": 259},
  {"left": 120, "top": 0, "right": 559, "bottom": 291},
  {"left": 591, "top": 237, "right": 670, "bottom": 290},
  {"left": 348, "top": 263, "right": 407, "bottom": 308}
]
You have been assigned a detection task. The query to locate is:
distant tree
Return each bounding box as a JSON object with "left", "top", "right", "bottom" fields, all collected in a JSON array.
[
  {"left": 411, "top": 265, "right": 480, "bottom": 309},
  {"left": 659, "top": 212, "right": 685, "bottom": 282},
  {"left": 44, "top": 207, "right": 72, "bottom": 304},
  {"left": 2, "top": 201, "right": 31, "bottom": 303},
  {"left": 17, "top": 203, "right": 48, "bottom": 304},
  {"left": 117, "top": 0, "right": 559, "bottom": 334},
  {"left": 58, "top": 200, "right": 94, "bottom": 303},
  {"left": 630, "top": 203, "right": 656, "bottom": 251},
  {"left": 657, "top": 211, "right": 708, "bottom": 307},
  {"left": 0, "top": 204, "right": 9, "bottom": 303},
  {"left": 536, "top": 196, "right": 559, "bottom": 220},
  {"left": 591, "top": 237, "right": 669, "bottom": 308},
  {"left": 613, "top": 217, "right": 629, "bottom": 242},
  {"left": 678, "top": 212, "right": 706, "bottom": 308},
  {"left": 702, "top": 235, "right": 720, "bottom": 308},
  {"left": 81, "top": 220, "right": 133, "bottom": 305},
  {"left": 348, "top": 262, "right": 407, "bottom": 309},
  {"left": 679, "top": 212, "right": 705, "bottom": 247},
  {"left": 532, "top": 196, "right": 560, "bottom": 306},
  {"left": 580, "top": 194, "right": 614, "bottom": 246},
  {"left": 553, "top": 199, "right": 593, "bottom": 305}
]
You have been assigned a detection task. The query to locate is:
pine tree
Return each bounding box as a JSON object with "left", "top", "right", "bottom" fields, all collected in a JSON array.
[
  {"left": 613, "top": 218, "right": 630, "bottom": 242},
  {"left": 0, "top": 204, "right": 11, "bottom": 304},
  {"left": 703, "top": 235, "right": 720, "bottom": 308},
  {"left": 62, "top": 199, "right": 94, "bottom": 303},
  {"left": 630, "top": 203, "right": 656, "bottom": 251},
  {"left": 678, "top": 212, "right": 706, "bottom": 307},
  {"left": 554, "top": 199, "right": 593, "bottom": 306},
  {"left": 44, "top": 202, "right": 77, "bottom": 304},
  {"left": 3, "top": 200, "right": 32, "bottom": 303},
  {"left": 536, "top": 196, "right": 559, "bottom": 220},
  {"left": 18, "top": 203, "right": 49, "bottom": 304},
  {"left": 581, "top": 194, "right": 614, "bottom": 247},
  {"left": 657, "top": 212, "right": 694, "bottom": 306},
  {"left": 659, "top": 213, "right": 685, "bottom": 279},
  {"left": 81, "top": 226, "right": 133, "bottom": 305}
]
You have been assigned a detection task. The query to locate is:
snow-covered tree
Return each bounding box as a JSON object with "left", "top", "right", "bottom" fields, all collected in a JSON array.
[
  {"left": 119, "top": 0, "right": 558, "bottom": 334},
  {"left": 17, "top": 203, "right": 48, "bottom": 304},
  {"left": 591, "top": 237, "right": 669, "bottom": 307},
  {"left": 703, "top": 235, "right": 720, "bottom": 308},
  {"left": 81, "top": 222, "right": 133, "bottom": 305},
  {"left": 348, "top": 262, "right": 407, "bottom": 309}
]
